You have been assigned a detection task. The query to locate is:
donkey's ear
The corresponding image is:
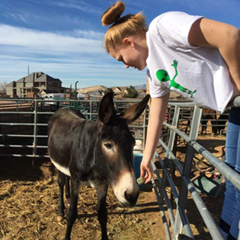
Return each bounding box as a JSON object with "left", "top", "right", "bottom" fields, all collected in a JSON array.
[
  {"left": 98, "top": 92, "right": 115, "bottom": 124},
  {"left": 121, "top": 94, "right": 150, "bottom": 124}
]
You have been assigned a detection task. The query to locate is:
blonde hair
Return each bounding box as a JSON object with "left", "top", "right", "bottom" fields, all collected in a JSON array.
[{"left": 101, "top": 1, "right": 147, "bottom": 52}]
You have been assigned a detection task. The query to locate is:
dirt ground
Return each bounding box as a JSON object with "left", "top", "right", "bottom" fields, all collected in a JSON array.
[{"left": 0, "top": 135, "right": 226, "bottom": 240}]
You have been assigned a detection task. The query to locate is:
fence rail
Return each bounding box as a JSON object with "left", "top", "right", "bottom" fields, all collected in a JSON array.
[{"left": 0, "top": 98, "right": 147, "bottom": 160}]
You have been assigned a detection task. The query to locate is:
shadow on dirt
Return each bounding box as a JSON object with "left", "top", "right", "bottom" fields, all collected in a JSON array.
[{"left": 0, "top": 157, "right": 55, "bottom": 182}]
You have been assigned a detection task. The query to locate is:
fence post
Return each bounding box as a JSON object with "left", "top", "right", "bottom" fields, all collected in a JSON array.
[
  {"left": 174, "top": 106, "right": 202, "bottom": 239},
  {"left": 32, "top": 97, "right": 38, "bottom": 166},
  {"left": 167, "top": 106, "right": 180, "bottom": 203},
  {"left": 90, "top": 100, "right": 93, "bottom": 120},
  {"left": 167, "top": 106, "right": 180, "bottom": 153},
  {"left": 159, "top": 105, "right": 180, "bottom": 237}
]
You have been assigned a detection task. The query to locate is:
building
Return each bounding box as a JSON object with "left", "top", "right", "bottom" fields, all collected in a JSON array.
[
  {"left": 113, "top": 87, "right": 127, "bottom": 96},
  {"left": 38, "top": 89, "right": 65, "bottom": 99},
  {"left": 6, "top": 72, "right": 63, "bottom": 98}
]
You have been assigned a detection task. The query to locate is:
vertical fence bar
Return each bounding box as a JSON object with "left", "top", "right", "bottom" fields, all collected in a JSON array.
[
  {"left": 167, "top": 106, "right": 180, "bottom": 154},
  {"left": 32, "top": 98, "right": 38, "bottom": 166},
  {"left": 174, "top": 106, "right": 202, "bottom": 238},
  {"left": 174, "top": 142, "right": 195, "bottom": 239},
  {"left": 90, "top": 100, "right": 93, "bottom": 120},
  {"left": 169, "top": 106, "right": 181, "bottom": 232},
  {"left": 160, "top": 106, "right": 180, "bottom": 237},
  {"left": 151, "top": 173, "right": 172, "bottom": 240},
  {"left": 189, "top": 106, "right": 202, "bottom": 140}
]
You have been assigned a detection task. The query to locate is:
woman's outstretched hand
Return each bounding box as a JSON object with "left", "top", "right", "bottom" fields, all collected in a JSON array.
[{"left": 140, "top": 158, "right": 154, "bottom": 184}]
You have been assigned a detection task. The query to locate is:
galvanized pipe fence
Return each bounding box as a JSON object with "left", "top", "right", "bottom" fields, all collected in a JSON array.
[
  {"left": 0, "top": 96, "right": 240, "bottom": 240},
  {"left": 150, "top": 100, "right": 240, "bottom": 240},
  {"left": 0, "top": 98, "right": 147, "bottom": 160}
]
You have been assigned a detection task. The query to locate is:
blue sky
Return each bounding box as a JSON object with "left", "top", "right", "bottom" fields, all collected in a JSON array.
[{"left": 0, "top": 0, "right": 239, "bottom": 89}]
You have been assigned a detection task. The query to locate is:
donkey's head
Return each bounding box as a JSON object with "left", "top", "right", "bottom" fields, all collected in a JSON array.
[{"left": 95, "top": 92, "right": 150, "bottom": 207}]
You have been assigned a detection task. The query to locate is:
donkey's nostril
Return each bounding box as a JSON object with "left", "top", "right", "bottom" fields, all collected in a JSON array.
[
  {"left": 124, "top": 191, "right": 131, "bottom": 202},
  {"left": 124, "top": 190, "right": 139, "bottom": 206}
]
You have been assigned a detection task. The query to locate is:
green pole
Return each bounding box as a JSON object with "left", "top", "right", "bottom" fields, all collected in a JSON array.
[{"left": 74, "top": 81, "right": 78, "bottom": 109}]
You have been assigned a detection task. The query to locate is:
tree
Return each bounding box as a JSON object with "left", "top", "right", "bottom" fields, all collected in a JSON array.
[
  {"left": 125, "top": 86, "right": 138, "bottom": 98},
  {"left": 0, "top": 81, "right": 8, "bottom": 93},
  {"left": 103, "top": 88, "right": 113, "bottom": 95}
]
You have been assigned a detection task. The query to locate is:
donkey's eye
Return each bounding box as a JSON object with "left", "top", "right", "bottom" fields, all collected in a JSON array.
[
  {"left": 104, "top": 143, "right": 112, "bottom": 149},
  {"left": 102, "top": 141, "right": 115, "bottom": 153}
]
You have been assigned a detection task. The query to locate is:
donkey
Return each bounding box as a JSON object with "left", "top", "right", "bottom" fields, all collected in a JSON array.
[
  {"left": 201, "top": 108, "right": 216, "bottom": 135},
  {"left": 48, "top": 92, "right": 150, "bottom": 240}
]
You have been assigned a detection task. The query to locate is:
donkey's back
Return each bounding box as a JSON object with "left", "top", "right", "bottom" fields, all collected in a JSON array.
[{"left": 48, "top": 107, "right": 97, "bottom": 177}]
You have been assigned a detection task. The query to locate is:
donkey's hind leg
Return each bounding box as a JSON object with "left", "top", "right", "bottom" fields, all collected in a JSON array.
[
  {"left": 65, "top": 175, "right": 71, "bottom": 206},
  {"left": 64, "top": 178, "right": 81, "bottom": 240},
  {"left": 57, "top": 170, "right": 67, "bottom": 221}
]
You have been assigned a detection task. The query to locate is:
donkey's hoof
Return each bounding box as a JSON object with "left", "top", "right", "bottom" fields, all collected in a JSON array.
[{"left": 57, "top": 215, "right": 64, "bottom": 222}]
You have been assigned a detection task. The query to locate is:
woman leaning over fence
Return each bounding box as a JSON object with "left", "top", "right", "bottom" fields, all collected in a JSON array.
[{"left": 101, "top": 1, "right": 240, "bottom": 239}]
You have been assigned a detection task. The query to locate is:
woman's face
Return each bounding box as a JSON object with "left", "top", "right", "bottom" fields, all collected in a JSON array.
[{"left": 109, "top": 36, "right": 148, "bottom": 71}]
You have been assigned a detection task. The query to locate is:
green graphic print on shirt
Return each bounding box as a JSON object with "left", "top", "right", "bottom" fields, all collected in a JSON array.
[{"left": 156, "top": 60, "right": 197, "bottom": 98}]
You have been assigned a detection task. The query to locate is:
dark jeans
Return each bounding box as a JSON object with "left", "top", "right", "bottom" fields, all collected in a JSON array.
[{"left": 219, "top": 107, "right": 240, "bottom": 240}]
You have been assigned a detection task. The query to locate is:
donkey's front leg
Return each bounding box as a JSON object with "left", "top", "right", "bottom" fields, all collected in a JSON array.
[
  {"left": 96, "top": 183, "right": 108, "bottom": 240},
  {"left": 64, "top": 178, "right": 80, "bottom": 240}
]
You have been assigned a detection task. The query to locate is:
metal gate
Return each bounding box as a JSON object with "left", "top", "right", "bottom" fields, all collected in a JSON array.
[
  {"left": 0, "top": 98, "right": 147, "bottom": 159},
  {"left": 149, "top": 101, "right": 240, "bottom": 240}
]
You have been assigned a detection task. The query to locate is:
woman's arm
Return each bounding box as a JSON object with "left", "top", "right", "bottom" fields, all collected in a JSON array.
[
  {"left": 140, "top": 93, "right": 170, "bottom": 183},
  {"left": 188, "top": 18, "right": 240, "bottom": 96}
]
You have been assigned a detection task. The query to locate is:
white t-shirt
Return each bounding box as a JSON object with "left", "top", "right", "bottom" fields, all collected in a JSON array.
[{"left": 146, "top": 11, "right": 233, "bottom": 113}]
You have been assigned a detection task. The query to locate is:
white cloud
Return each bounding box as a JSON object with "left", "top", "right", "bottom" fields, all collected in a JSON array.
[
  {"left": 0, "top": 51, "right": 146, "bottom": 88},
  {"left": 52, "top": 0, "right": 101, "bottom": 15},
  {"left": 0, "top": 24, "right": 146, "bottom": 88},
  {"left": 0, "top": 24, "right": 104, "bottom": 55},
  {"left": 73, "top": 30, "right": 104, "bottom": 40},
  {"left": 5, "top": 12, "right": 29, "bottom": 24}
]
